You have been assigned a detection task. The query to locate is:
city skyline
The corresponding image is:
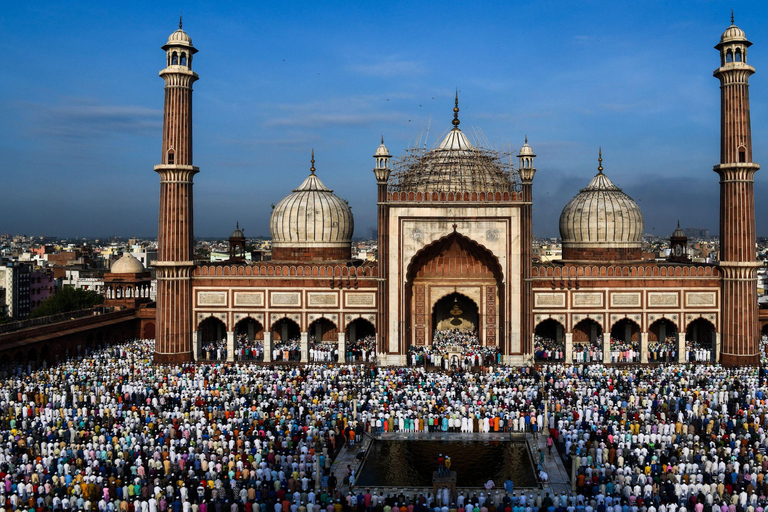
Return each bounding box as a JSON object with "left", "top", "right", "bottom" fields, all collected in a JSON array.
[{"left": 1, "top": 1, "right": 767, "bottom": 239}]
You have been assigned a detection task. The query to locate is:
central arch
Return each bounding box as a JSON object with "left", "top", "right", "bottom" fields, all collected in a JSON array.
[
  {"left": 405, "top": 232, "right": 504, "bottom": 353},
  {"left": 432, "top": 292, "right": 478, "bottom": 333}
]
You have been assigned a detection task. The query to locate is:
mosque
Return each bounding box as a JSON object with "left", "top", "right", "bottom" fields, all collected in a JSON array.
[{"left": 141, "top": 19, "right": 760, "bottom": 366}]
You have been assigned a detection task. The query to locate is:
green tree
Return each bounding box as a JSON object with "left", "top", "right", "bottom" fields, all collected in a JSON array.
[{"left": 29, "top": 287, "right": 103, "bottom": 318}]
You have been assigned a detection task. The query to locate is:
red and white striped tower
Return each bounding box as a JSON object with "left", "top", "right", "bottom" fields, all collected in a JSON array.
[
  {"left": 154, "top": 20, "right": 199, "bottom": 363},
  {"left": 714, "top": 15, "right": 761, "bottom": 366}
]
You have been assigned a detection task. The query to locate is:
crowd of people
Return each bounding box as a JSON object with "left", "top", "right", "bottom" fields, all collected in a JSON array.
[
  {"left": 571, "top": 341, "right": 604, "bottom": 364},
  {"left": 272, "top": 338, "right": 301, "bottom": 361},
  {"left": 235, "top": 335, "right": 264, "bottom": 361},
  {"left": 608, "top": 341, "right": 640, "bottom": 363},
  {"left": 406, "top": 330, "right": 500, "bottom": 369},
  {"left": 686, "top": 341, "right": 714, "bottom": 362},
  {"left": 201, "top": 341, "right": 227, "bottom": 361},
  {"left": 7, "top": 336, "right": 768, "bottom": 512},
  {"left": 309, "top": 342, "right": 339, "bottom": 363},
  {"left": 344, "top": 336, "right": 376, "bottom": 363},
  {"left": 647, "top": 339, "right": 678, "bottom": 363},
  {"left": 533, "top": 336, "right": 565, "bottom": 362}
]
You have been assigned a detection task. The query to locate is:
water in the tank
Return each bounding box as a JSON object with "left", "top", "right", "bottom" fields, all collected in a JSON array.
[{"left": 355, "top": 440, "right": 536, "bottom": 488}]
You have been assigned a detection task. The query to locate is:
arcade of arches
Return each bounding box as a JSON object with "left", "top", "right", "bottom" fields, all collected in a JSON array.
[
  {"left": 532, "top": 316, "right": 719, "bottom": 364},
  {"left": 192, "top": 314, "right": 376, "bottom": 363},
  {"left": 406, "top": 233, "right": 503, "bottom": 351}
]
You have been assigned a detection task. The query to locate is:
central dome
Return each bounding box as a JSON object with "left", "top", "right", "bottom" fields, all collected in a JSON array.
[
  {"left": 270, "top": 153, "right": 354, "bottom": 261},
  {"left": 559, "top": 152, "right": 644, "bottom": 261},
  {"left": 391, "top": 96, "right": 517, "bottom": 195}
]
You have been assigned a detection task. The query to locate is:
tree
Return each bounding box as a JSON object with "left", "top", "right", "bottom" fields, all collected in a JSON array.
[{"left": 29, "top": 287, "right": 103, "bottom": 318}]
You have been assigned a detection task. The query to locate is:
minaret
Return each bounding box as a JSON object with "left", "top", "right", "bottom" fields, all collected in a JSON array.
[
  {"left": 373, "top": 137, "right": 392, "bottom": 360},
  {"left": 154, "top": 20, "right": 199, "bottom": 363},
  {"left": 713, "top": 15, "right": 760, "bottom": 366},
  {"left": 517, "top": 137, "right": 537, "bottom": 360}
]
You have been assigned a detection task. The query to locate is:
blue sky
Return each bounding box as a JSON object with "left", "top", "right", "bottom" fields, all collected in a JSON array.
[{"left": 1, "top": 0, "right": 767, "bottom": 239}]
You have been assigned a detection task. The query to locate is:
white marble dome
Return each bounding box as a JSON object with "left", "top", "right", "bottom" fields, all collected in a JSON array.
[
  {"left": 111, "top": 253, "right": 145, "bottom": 274},
  {"left": 270, "top": 165, "right": 353, "bottom": 249},
  {"left": 559, "top": 155, "right": 644, "bottom": 258}
]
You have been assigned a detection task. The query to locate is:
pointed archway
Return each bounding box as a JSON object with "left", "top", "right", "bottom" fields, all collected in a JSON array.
[{"left": 405, "top": 231, "right": 504, "bottom": 353}]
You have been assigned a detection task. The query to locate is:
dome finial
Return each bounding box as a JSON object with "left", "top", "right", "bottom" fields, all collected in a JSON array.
[
  {"left": 677, "top": 219, "right": 680, "bottom": 228},
  {"left": 525, "top": 134, "right": 528, "bottom": 144},
  {"left": 179, "top": 13, "right": 183, "bottom": 29},
  {"left": 381, "top": 135, "right": 384, "bottom": 144},
  {"left": 310, "top": 149, "right": 316, "bottom": 175},
  {"left": 598, "top": 147, "right": 603, "bottom": 174},
  {"left": 731, "top": 9, "right": 734, "bottom": 25},
  {"left": 452, "top": 90, "right": 460, "bottom": 128}
]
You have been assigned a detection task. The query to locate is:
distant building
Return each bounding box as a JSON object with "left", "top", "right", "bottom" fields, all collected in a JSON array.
[
  {"left": 683, "top": 228, "right": 710, "bottom": 239},
  {"left": 1, "top": 262, "right": 31, "bottom": 319}
]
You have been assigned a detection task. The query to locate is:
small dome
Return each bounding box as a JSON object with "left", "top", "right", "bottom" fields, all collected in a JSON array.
[
  {"left": 230, "top": 222, "right": 245, "bottom": 239},
  {"left": 518, "top": 137, "right": 534, "bottom": 157},
  {"left": 162, "top": 22, "right": 197, "bottom": 53},
  {"left": 671, "top": 222, "right": 686, "bottom": 240},
  {"left": 720, "top": 24, "right": 746, "bottom": 43},
  {"left": 559, "top": 152, "right": 644, "bottom": 261},
  {"left": 375, "top": 137, "right": 391, "bottom": 157},
  {"left": 270, "top": 157, "right": 353, "bottom": 251},
  {"left": 111, "top": 253, "right": 145, "bottom": 274},
  {"left": 168, "top": 28, "right": 192, "bottom": 45}
]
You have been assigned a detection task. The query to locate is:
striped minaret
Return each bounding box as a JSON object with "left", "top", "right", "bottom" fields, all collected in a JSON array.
[
  {"left": 154, "top": 20, "right": 199, "bottom": 363},
  {"left": 713, "top": 15, "right": 761, "bottom": 366}
]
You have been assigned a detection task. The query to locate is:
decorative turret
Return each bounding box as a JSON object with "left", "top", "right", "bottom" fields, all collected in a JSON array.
[
  {"left": 373, "top": 136, "right": 392, "bottom": 183},
  {"left": 668, "top": 221, "right": 689, "bottom": 263},
  {"left": 229, "top": 222, "right": 246, "bottom": 262},
  {"left": 517, "top": 136, "right": 536, "bottom": 184}
]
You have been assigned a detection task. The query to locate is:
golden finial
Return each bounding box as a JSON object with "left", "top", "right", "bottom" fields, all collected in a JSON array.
[
  {"left": 381, "top": 135, "right": 384, "bottom": 144},
  {"left": 452, "top": 90, "right": 460, "bottom": 128},
  {"left": 598, "top": 147, "right": 603, "bottom": 174},
  {"left": 179, "top": 13, "right": 183, "bottom": 29},
  {"left": 525, "top": 135, "right": 528, "bottom": 144},
  {"left": 310, "top": 149, "right": 316, "bottom": 175}
]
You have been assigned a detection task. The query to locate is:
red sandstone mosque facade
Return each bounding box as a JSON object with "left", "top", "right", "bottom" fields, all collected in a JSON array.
[{"left": 150, "top": 19, "right": 761, "bottom": 366}]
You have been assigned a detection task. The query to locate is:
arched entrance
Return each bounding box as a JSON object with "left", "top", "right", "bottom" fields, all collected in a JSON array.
[
  {"left": 346, "top": 318, "right": 376, "bottom": 362},
  {"left": 405, "top": 232, "right": 504, "bottom": 355},
  {"left": 235, "top": 317, "right": 264, "bottom": 361},
  {"left": 271, "top": 318, "right": 300, "bottom": 361},
  {"left": 432, "top": 292, "right": 478, "bottom": 333},
  {"left": 573, "top": 318, "right": 603, "bottom": 363},
  {"left": 649, "top": 318, "right": 678, "bottom": 362},
  {"left": 686, "top": 318, "right": 716, "bottom": 363},
  {"left": 198, "top": 316, "right": 227, "bottom": 360},
  {"left": 610, "top": 319, "right": 640, "bottom": 363},
  {"left": 535, "top": 319, "right": 565, "bottom": 362},
  {"left": 308, "top": 318, "right": 338, "bottom": 362}
]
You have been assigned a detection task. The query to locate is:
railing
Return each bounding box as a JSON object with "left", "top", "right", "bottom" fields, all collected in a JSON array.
[{"left": 0, "top": 308, "right": 100, "bottom": 334}]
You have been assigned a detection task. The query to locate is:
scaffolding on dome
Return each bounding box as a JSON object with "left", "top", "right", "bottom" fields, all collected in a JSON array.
[{"left": 388, "top": 127, "right": 521, "bottom": 195}]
